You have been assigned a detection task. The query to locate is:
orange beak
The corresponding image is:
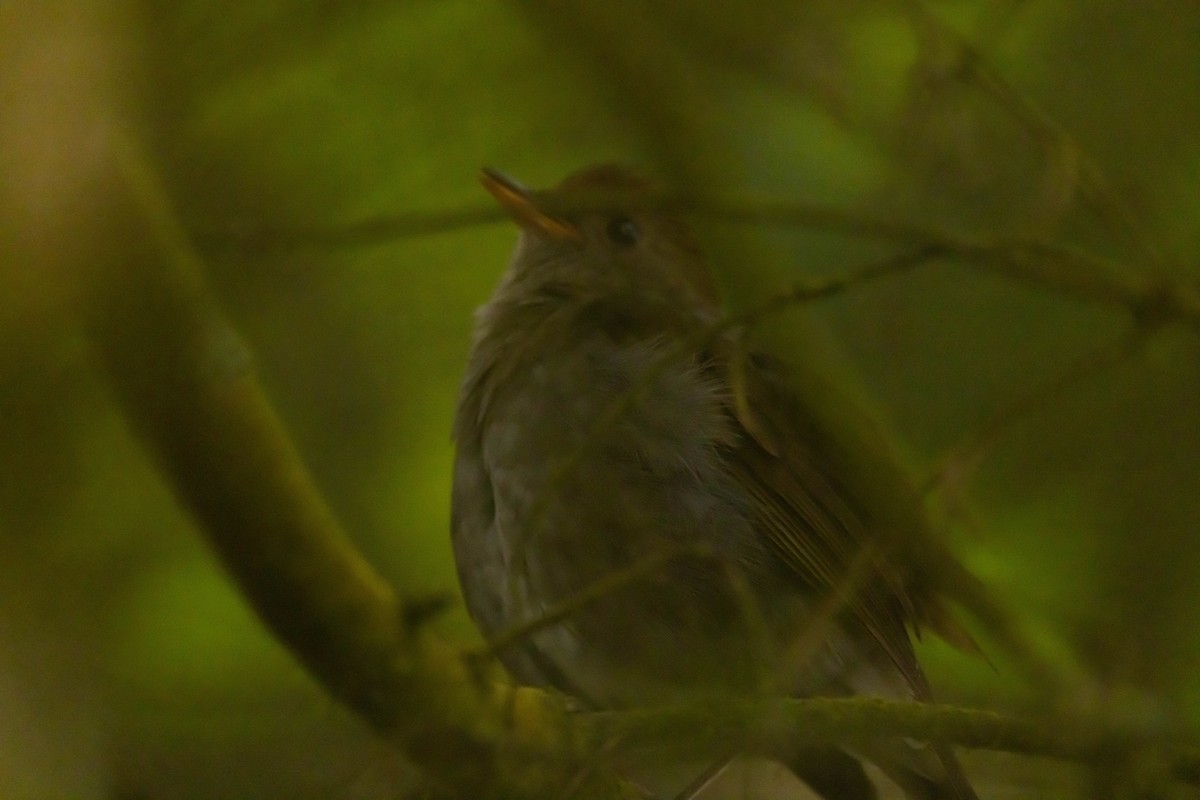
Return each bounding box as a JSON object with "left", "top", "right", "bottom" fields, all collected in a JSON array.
[{"left": 479, "top": 168, "right": 581, "bottom": 241}]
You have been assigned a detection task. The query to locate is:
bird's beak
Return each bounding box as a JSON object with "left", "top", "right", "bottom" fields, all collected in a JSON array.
[{"left": 480, "top": 168, "right": 582, "bottom": 241}]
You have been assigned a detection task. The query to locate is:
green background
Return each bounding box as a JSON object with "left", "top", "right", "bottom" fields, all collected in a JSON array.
[{"left": 1, "top": 1, "right": 1198, "bottom": 796}]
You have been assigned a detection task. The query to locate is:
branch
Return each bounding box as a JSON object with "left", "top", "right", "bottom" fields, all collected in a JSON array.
[
  {"left": 596, "top": 695, "right": 1200, "bottom": 786},
  {"left": 903, "top": 0, "right": 1167, "bottom": 270},
  {"left": 685, "top": 196, "right": 1196, "bottom": 329},
  {"left": 76, "top": 124, "right": 642, "bottom": 800},
  {"left": 197, "top": 194, "right": 1200, "bottom": 332}
]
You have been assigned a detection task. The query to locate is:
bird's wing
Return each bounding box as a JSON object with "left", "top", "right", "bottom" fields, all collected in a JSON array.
[
  {"left": 717, "top": 344, "right": 981, "bottom": 800},
  {"left": 716, "top": 343, "right": 943, "bottom": 697}
]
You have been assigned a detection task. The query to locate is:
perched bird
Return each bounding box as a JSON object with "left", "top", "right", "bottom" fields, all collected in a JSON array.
[{"left": 452, "top": 164, "right": 978, "bottom": 799}]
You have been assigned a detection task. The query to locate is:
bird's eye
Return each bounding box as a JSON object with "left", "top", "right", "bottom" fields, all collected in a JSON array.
[{"left": 605, "top": 216, "right": 641, "bottom": 247}]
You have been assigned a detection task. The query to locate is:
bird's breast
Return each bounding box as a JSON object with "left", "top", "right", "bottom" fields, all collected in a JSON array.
[{"left": 455, "top": 313, "right": 806, "bottom": 700}]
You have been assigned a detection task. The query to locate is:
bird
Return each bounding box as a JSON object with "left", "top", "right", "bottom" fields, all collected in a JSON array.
[{"left": 451, "top": 163, "right": 979, "bottom": 799}]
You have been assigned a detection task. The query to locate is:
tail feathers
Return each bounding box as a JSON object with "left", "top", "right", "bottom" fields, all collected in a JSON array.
[
  {"left": 782, "top": 745, "right": 878, "bottom": 800},
  {"left": 780, "top": 740, "right": 977, "bottom": 800},
  {"left": 857, "top": 740, "right": 978, "bottom": 800}
]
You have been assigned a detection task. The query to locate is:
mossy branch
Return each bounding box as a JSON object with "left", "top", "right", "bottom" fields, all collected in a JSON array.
[
  {"left": 77, "top": 125, "right": 643, "bottom": 800},
  {"left": 597, "top": 695, "right": 1200, "bottom": 786}
]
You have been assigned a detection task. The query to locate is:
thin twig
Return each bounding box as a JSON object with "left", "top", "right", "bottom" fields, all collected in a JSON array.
[
  {"left": 905, "top": 0, "right": 1167, "bottom": 271},
  {"left": 481, "top": 543, "right": 703, "bottom": 659},
  {"left": 199, "top": 194, "right": 1200, "bottom": 330}
]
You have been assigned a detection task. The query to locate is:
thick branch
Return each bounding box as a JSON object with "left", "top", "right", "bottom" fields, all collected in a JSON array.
[{"left": 76, "top": 126, "right": 640, "bottom": 800}]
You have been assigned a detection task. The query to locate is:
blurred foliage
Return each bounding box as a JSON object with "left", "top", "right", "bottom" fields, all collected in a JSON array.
[{"left": 1, "top": 0, "right": 1198, "bottom": 797}]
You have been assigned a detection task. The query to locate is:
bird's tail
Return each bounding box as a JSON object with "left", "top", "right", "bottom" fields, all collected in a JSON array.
[{"left": 859, "top": 739, "right": 978, "bottom": 800}]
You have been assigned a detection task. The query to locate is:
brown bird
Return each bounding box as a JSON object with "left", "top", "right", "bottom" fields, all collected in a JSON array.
[{"left": 452, "top": 164, "right": 978, "bottom": 799}]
